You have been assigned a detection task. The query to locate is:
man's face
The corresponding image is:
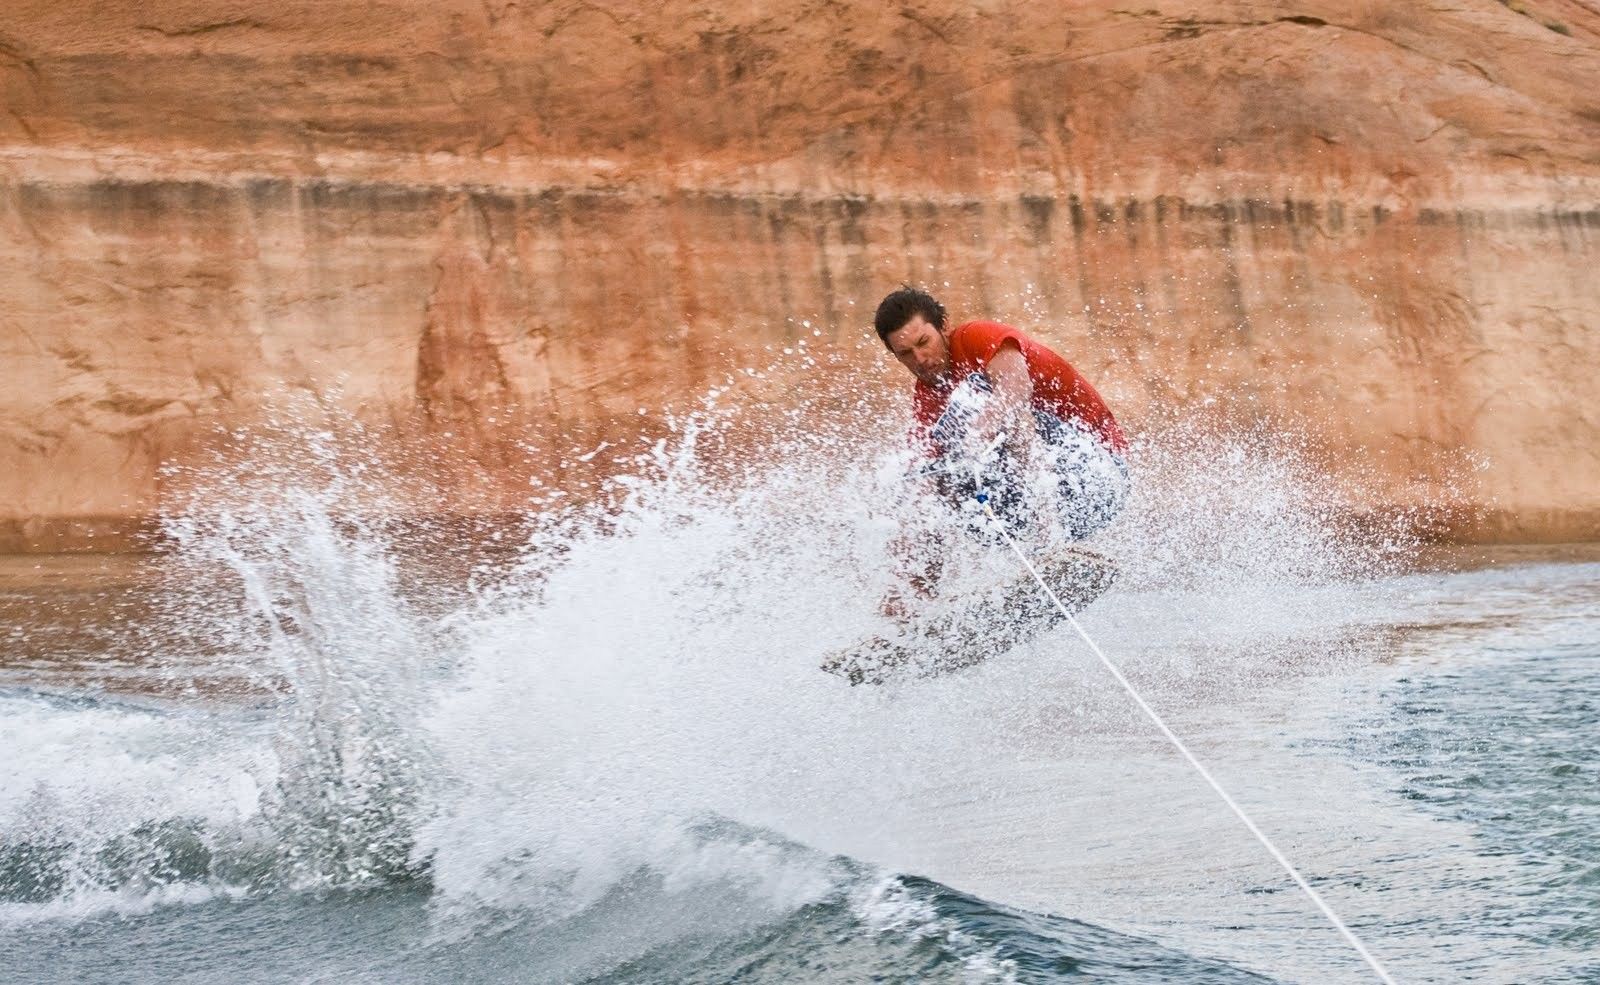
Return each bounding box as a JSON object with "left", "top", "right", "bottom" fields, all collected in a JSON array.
[{"left": 885, "top": 315, "right": 953, "bottom": 385}]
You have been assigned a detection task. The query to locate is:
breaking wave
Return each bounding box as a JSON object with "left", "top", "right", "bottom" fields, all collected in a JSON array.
[{"left": 0, "top": 376, "right": 1429, "bottom": 982}]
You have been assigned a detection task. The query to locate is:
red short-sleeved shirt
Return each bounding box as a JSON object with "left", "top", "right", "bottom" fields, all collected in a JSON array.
[{"left": 912, "top": 320, "right": 1127, "bottom": 453}]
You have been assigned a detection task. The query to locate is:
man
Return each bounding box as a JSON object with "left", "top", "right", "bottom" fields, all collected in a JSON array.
[{"left": 875, "top": 286, "right": 1130, "bottom": 547}]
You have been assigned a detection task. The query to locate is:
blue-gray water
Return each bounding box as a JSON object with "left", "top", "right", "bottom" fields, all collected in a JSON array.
[
  {"left": 0, "top": 419, "right": 1596, "bottom": 984},
  {"left": 3, "top": 552, "right": 1596, "bottom": 984}
]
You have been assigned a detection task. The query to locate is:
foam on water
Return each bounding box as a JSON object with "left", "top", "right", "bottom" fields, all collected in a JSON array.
[
  {"left": 0, "top": 378, "right": 1517, "bottom": 982},
  {"left": 405, "top": 389, "right": 1404, "bottom": 931},
  {"left": 0, "top": 692, "right": 266, "bottom": 922}
]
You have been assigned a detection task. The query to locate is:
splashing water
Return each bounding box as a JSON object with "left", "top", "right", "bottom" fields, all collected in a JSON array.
[
  {"left": 8, "top": 378, "right": 1591, "bottom": 983},
  {"left": 347, "top": 389, "right": 1407, "bottom": 926}
]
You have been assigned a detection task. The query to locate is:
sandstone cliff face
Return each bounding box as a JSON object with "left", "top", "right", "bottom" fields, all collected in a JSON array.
[{"left": 1, "top": 0, "right": 1598, "bottom": 549}]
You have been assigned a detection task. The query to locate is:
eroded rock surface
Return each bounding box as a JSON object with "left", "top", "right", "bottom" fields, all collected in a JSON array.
[{"left": 2, "top": 0, "right": 1597, "bottom": 548}]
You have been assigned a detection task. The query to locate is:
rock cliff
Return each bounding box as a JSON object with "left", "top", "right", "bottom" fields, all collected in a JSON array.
[{"left": 2, "top": 0, "right": 1598, "bottom": 549}]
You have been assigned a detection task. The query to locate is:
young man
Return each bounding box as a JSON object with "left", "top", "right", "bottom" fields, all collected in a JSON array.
[{"left": 875, "top": 286, "right": 1130, "bottom": 544}]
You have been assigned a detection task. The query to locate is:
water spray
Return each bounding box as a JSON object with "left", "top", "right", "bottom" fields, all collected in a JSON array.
[{"left": 967, "top": 456, "right": 1400, "bottom": 984}]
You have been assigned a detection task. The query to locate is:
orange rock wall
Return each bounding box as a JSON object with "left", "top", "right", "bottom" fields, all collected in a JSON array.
[{"left": 2, "top": 0, "right": 1598, "bottom": 549}]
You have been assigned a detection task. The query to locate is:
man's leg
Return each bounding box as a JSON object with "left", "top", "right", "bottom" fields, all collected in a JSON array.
[{"left": 1035, "top": 413, "right": 1130, "bottom": 541}]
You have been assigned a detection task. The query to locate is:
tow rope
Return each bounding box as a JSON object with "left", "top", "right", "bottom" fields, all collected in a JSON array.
[{"left": 969, "top": 459, "right": 1399, "bottom": 984}]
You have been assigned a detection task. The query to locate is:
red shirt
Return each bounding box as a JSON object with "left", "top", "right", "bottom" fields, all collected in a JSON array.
[{"left": 912, "top": 320, "right": 1127, "bottom": 453}]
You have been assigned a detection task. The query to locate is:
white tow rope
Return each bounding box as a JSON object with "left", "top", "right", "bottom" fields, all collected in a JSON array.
[{"left": 972, "top": 478, "right": 1399, "bottom": 984}]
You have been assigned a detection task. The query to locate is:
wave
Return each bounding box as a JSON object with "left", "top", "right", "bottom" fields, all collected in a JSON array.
[
  {"left": 2, "top": 802, "right": 1273, "bottom": 984},
  {"left": 0, "top": 385, "right": 1420, "bottom": 981}
]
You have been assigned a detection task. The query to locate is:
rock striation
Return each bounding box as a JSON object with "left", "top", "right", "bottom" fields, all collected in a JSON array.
[{"left": 2, "top": 0, "right": 1598, "bottom": 549}]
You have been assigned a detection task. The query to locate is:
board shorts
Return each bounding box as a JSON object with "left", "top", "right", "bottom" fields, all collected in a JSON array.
[
  {"left": 1026, "top": 410, "right": 1130, "bottom": 539},
  {"left": 926, "top": 375, "right": 1129, "bottom": 541}
]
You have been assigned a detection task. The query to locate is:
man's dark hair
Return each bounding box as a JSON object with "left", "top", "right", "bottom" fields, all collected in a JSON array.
[{"left": 874, "top": 287, "right": 946, "bottom": 348}]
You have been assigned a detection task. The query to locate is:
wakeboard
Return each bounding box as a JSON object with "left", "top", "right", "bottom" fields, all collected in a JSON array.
[{"left": 821, "top": 547, "right": 1118, "bottom": 686}]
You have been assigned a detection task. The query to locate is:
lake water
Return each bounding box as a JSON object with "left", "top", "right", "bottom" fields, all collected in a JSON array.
[{"left": 1, "top": 421, "right": 1596, "bottom": 984}]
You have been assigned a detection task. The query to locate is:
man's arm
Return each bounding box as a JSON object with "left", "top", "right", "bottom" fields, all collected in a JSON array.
[{"left": 969, "top": 341, "right": 1036, "bottom": 458}]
